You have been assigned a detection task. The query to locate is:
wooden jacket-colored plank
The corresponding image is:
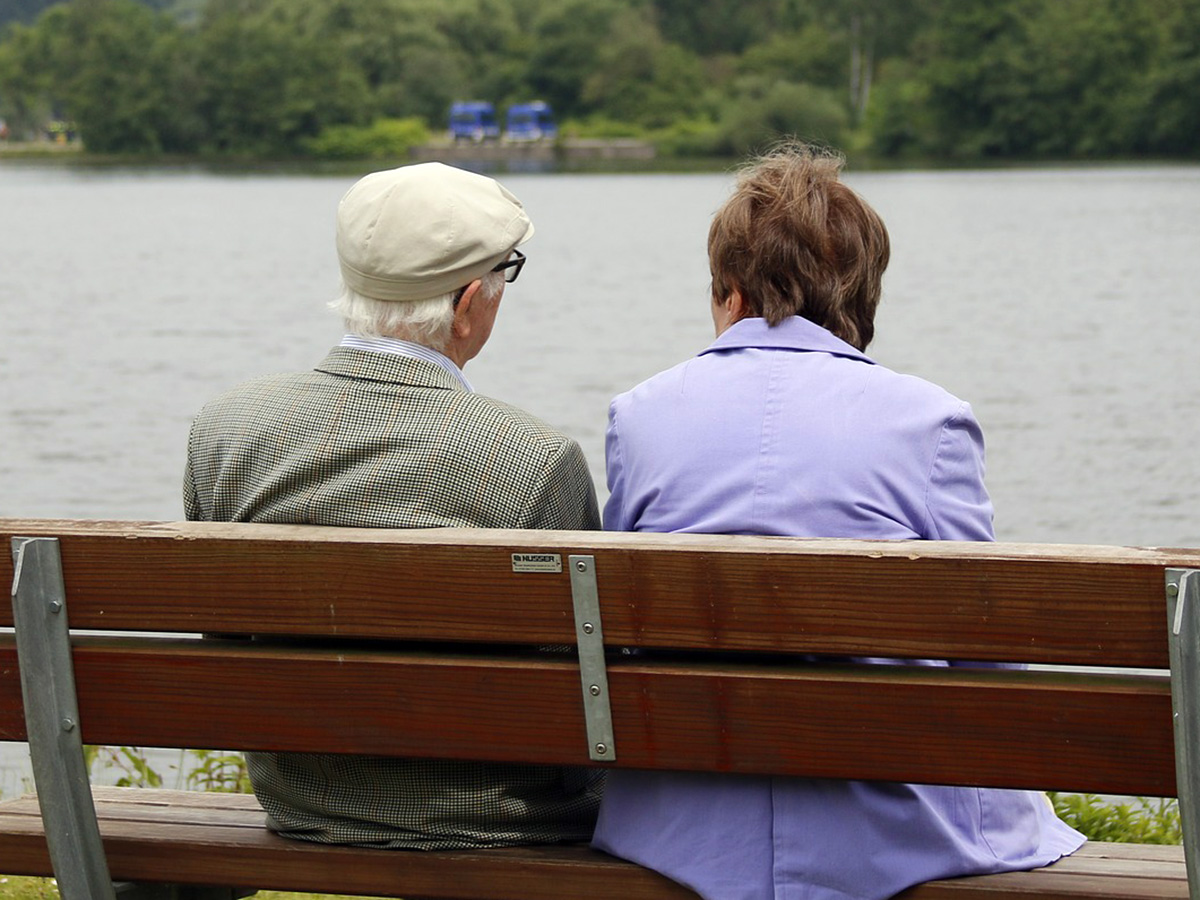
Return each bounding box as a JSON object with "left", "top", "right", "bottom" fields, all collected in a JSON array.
[
  {"left": 0, "top": 637, "right": 1175, "bottom": 795},
  {"left": 4, "top": 520, "right": 1198, "bottom": 665}
]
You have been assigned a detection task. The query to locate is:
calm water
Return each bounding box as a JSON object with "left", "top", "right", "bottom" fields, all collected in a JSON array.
[{"left": 2, "top": 160, "right": 1199, "bottom": 793}]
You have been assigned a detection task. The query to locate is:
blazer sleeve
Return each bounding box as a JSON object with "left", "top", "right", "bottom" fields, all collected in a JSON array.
[
  {"left": 182, "top": 425, "right": 205, "bottom": 522},
  {"left": 923, "top": 402, "right": 995, "bottom": 542},
  {"left": 521, "top": 438, "right": 601, "bottom": 531}
]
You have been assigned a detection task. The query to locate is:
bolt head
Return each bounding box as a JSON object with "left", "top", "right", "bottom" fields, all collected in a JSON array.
[
  {"left": 61, "top": 718, "right": 75, "bottom": 732},
  {"left": 589, "top": 684, "right": 601, "bottom": 696},
  {"left": 49, "top": 600, "right": 63, "bottom": 613},
  {"left": 595, "top": 743, "right": 608, "bottom": 755},
  {"left": 1169, "top": 583, "right": 1181, "bottom": 597},
  {"left": 582, "top": 622, "right": 594, "bottom": 634},
  {"left": 576, "top": 560, "right": 588, "bottom": 572}
]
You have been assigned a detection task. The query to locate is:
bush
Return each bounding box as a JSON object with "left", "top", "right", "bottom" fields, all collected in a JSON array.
[
  {"left": 650, "top": 116, "right": 723, "bottom": 157},
  {"left": 713, "top": 80, "right": 849, "bottom": 158},
  {"left": 303, "top": 117, "right": 430, "bottom": 161},
  {"left": 1049, "top": 793, "right": 1182, "bottom": 844}
]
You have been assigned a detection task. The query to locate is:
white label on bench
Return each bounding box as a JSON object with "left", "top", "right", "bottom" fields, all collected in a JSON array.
[{"left": 511, "top": 553, "right": 563, "bottom": 573}]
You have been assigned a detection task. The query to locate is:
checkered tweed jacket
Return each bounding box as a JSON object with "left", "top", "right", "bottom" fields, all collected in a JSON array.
[{"left": 184, "top": 346, "right": 602, "bottom": 849}]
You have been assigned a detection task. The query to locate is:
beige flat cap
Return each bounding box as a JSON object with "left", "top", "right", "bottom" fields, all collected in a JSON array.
[{"left": 336, "top": 162, "right": 534, "bottom": 303}]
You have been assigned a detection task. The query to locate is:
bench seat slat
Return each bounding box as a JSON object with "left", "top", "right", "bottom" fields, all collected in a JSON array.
[
  {"left": 0, "top": 789, "right": 700, "bottom": 900},
  {"left": 3, "top": 521, "right": 1196, "bottom": 666},
  {"left": 899, "top": 873, "right": 1187, "bottom": 900},
  {"left": 0, "top": 789, "right": 1186, "bottom": 900},
  {"left": 0, "top": 638, "right": 1175, "bottom": 795}
]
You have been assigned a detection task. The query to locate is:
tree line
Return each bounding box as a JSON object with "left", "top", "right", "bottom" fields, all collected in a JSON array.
[{"left": 0, "top": 0, "right": 1197, "bottom": 161}]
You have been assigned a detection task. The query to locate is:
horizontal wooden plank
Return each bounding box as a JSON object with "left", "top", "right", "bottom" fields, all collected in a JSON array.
[
  {"left": 901, "top": 871, "right": 1186, "bottom": 900},
  {"left": 0, "top": 638, "right": 1175, "bottom": 794},
  {"left": 0, "top": 789, "right": 699, "bottom": 900},
  {"left": 0, "top": 789, "right": 1185, "bottom": 900},
  {"left": 4, "top": 519, "right": 1198, "bottom": 665}
]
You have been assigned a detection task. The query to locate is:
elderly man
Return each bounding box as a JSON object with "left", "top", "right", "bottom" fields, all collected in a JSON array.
[{"left": 184, "top": 162, "right": 601, "bottom": 848}]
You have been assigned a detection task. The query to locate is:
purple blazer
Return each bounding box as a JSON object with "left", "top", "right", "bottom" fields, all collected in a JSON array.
[{"left": 593, "top": 316, "right": 1084, "bottom": 900}]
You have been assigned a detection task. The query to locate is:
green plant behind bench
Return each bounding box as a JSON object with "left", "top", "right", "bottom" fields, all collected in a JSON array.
[
  {"left": 82, "top": 746, "right": 251, "bottom": 793},
  {"left": 1049, "top": 792, "right": 1182, "bottom": 844}
]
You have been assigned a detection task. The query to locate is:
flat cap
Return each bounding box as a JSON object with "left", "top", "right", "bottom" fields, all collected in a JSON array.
[{"left": 336, "top": 162, "right": 534, "bottom": 302}]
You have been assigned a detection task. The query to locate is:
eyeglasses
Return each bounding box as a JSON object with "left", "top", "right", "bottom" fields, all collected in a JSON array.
[{"left": 491, "top": 249, "right": 526, "bottom": 284}]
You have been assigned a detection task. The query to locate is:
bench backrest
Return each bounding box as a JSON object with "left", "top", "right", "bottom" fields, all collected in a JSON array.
[{"left": 3, "top": 519, "right": 1199, "bottom": 799}]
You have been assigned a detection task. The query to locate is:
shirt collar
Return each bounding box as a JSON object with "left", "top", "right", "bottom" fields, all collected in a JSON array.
[
  {"left": 339, "top": 334, "right": 473, "bottom": 391},
  {"left": 699, "top": 316, "right": 875, "bottom": 364}
]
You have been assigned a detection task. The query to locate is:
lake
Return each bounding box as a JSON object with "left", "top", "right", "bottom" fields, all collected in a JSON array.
[{"left": 1, "top": 159, "right": 1199, "bottom": 794}]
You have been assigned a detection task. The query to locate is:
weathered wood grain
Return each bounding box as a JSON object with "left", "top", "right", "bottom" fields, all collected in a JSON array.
[
  {"left": 4, "top": 519, "right": 1196, "bottom": 665},
  {"left": 0, "top": 637, "right": 1175, "bottom": 794},
  {"left": 0, "top": 790, "right": 1185, "bottom": 900}
]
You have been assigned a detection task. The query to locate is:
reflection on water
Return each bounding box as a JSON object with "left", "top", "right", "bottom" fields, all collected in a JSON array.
[{"left": 2, "top": 162, "right": 1199, "bottom": 794}]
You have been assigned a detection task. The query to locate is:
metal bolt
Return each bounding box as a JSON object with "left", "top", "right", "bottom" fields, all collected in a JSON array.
[
  {"left": 576, "top": 560, "right": 588, "bottom": 572},
  {"left": 48, "top": 600, "right": 62, "bottom": 614},
  {"left": 582, "top": 622, "right": 594, "bottom": 634},
  {"left": 595, "top": 743, "right": 608, "bottom": 756},
  {"left": 61, "top": 718, "right": 75, "bottom": 732},
  {"left": 1169, "top": 583, "right": 1181, "bottom": 597},
  {"left": 589, "top": 684, "right": 601, "bottom": 696}
]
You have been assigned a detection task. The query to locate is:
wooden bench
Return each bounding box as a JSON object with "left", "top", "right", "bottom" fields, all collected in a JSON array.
[{"left": 1, "top": 518, "right": 1198, "bottom": 900}]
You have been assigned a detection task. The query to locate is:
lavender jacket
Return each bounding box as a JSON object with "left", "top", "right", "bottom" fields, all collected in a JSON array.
[{"left": 592, "top": 316, "right": 1084, "bottom": 900}]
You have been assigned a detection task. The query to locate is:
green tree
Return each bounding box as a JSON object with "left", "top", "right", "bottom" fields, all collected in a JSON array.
[
  {"left": 918, "top": 0, "right": 1041, "bottom": 157},
  {"left": 1139, "top": 0, "right": 1200, "bottom": 154},
  {"left": 0, "top": 0, "right": 198, "bottom": 152},
  {"left": 652, "top": 0, "right": 807, "bottom": 56},
  {"left": 917, "top": 0, "right": 1166, "bottom": 158},
  {"left": 194, "top": 0, "right": 370, "bottom": 154},
  {"left": 523, "top": 0, "right": 625, "bottom": 117},
  {"left": 67, "top": 0, "right": 190, "bottom": 153},
  {"left": 581, "top": 7, "right": 707, "bottom": 127},
  {"left": 738, "top": 23, "right": 845, "bottom": 92}
]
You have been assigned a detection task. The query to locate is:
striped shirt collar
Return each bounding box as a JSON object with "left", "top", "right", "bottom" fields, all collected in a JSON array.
[{"left": 339, "top": 334, "right": 473, "bottom": 392}]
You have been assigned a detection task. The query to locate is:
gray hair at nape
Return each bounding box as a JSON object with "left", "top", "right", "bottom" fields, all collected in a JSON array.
[{"left": 329, "top": 272, "right": 504, "bottom": 351}]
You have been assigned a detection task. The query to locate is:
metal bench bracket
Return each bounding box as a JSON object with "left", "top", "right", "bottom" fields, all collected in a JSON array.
[
  {"left": 1167, "top": 567, "right": 1200, "bottom": 900},
  {"left": 569, "top": 555, "right": 615, "bottom": 762},
  {"left": 11, "top": 536, "right": 118, "bottom": 900}
]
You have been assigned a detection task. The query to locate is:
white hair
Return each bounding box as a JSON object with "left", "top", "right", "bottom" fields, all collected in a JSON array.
[{"left": 329, "top": 272, "right": 505, "bottom": 352}]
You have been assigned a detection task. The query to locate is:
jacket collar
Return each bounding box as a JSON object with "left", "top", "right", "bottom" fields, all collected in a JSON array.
[
  {"left": 699, "top": 316, "right": 875, "bottom": 364},
  {"left": 314, "top": 346, "right": 465, "bottom": 391}
]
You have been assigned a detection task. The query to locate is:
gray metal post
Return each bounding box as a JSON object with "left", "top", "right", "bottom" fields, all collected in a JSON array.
[
  {"left": 1168, "top": 568, "right": 1200, "bottom": 900},
  {"left": 11, "top": 537, "right": 118, "bottom": 900}
]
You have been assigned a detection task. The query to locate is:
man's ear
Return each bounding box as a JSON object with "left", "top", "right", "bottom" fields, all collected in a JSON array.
[{"left": 452, "top": 280, "right": 482, "bottom": 338}]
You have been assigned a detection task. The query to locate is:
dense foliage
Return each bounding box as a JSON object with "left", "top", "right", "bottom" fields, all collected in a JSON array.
[{"left": 0, "top": 0, "right": 1197, "bottom": 160}]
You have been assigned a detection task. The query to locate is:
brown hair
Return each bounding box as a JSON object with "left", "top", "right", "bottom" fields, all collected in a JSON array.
[{"left": 708, "top": 143, "right": 890, "bottom": 351}]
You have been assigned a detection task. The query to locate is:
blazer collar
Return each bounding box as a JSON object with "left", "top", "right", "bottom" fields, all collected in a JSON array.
[
  {"left": 699, "top": 316, "right": 875, "bottom": 364},
  {"left": 314, "top": 346, "right": 465, "bottom": 391}
]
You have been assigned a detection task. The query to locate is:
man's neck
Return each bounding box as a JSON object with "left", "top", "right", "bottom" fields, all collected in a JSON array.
[{"left": 339, "top": 334, "right": 472, "bottom": 391}]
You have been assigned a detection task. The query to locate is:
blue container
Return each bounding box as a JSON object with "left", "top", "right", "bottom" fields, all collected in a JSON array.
[
  {"left": 448, "top": 102, "right": 500, "bottom": 142},
  {"left": 505, "top": 102, "right": 557, "bottom": 142}
]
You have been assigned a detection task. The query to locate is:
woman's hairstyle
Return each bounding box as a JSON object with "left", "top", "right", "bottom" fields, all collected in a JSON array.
[
  {"left": 330, "top": 271, "right": 505, "bottom": 351},
  {"left": 708, "top": 142, "right": 890, "bottom": 351}
]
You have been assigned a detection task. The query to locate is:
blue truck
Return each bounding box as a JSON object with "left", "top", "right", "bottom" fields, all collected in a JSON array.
[
  {"left": 448, "top": 102, "right": 499, "bottom": 142},
  {"left": 505, "top": 102, "right": 557, "bottom": 142}
]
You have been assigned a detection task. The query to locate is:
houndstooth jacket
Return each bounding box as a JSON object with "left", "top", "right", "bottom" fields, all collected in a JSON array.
[{"left": 184, "top": 345, "right": 602, "bottom": 849}]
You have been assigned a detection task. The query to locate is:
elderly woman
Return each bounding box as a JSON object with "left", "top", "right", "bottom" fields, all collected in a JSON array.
[{"left": 591, "top": 145, "right": 1084, "bottom": 900}]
